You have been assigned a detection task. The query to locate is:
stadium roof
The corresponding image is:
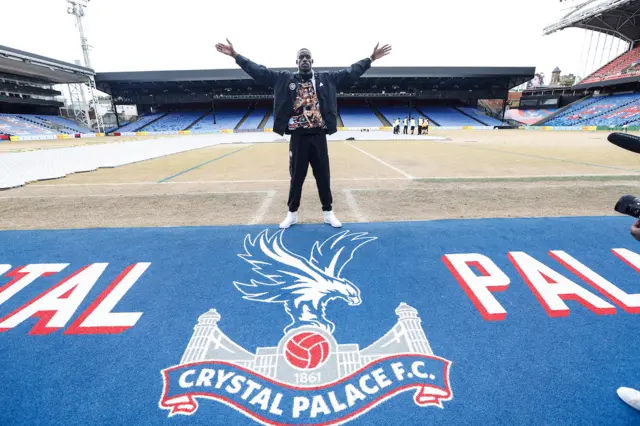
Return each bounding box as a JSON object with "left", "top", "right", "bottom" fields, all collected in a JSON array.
[
  {"left": 0, "top": 45, "right": 94, "bottom": 84},
  {"left": 543, "top": 0, "right": 640, "bottom": 42},
  {"left": 96, "top": 66, "right": 534, "bottom": 84},
  {"left": 96, "top": 66, "right": 535, "bottom": 104}
]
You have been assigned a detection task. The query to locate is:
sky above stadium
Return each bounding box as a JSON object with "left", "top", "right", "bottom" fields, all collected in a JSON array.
[{"left": 0, "top": 0, "right": 631, "bottom": 81}]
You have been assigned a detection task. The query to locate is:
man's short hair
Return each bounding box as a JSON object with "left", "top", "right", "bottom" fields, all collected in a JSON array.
[{"left": 297, "top": 48, "right": 311, "bottom": 56}]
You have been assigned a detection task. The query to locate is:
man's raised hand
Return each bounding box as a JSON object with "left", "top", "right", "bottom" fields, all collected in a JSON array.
[
  {"left": 215, "top": 38, "right": 237, "bottom": 58},
  {"left": 371, "top": 43, "right": 392, "bottom": 62}
]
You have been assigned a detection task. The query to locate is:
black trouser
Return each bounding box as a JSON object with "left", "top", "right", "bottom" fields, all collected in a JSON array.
[
  {"left": 418, "top": 126, "right": 422, "bottom": 135},
  {"left": 287, "top": 131, "right": 332, "bottom": 212}
]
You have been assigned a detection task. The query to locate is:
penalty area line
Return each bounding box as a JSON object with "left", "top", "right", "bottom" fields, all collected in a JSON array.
[{"left": 344, "top": 142, "right": 414, "bottom": 179}]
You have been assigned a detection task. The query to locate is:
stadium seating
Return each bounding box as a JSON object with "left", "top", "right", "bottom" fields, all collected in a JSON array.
[
  {"left": 116, "top": 113, "right": 165, "bottom": 132},
  {"left": 34, "top": 115, "right": 91, "bottom": 133},
  {"left": 581, "top": 102, "right": 640, "bottom": 127},
  {"left": 190, "top": 110, "right": 246, "bottom": 132},
  {"left": 504, "top": 109, "right": 557, "bottom": 125},
  {"left": 143, "top": 111, "right": 206, "bottom": 132},
  {"left": 0, "top": 114, "right": 55, "bottom": 136},
  {"left": 264, "top": 113, "right": 274, "bottom": 129},
  {"left": 339, "top": 106, "right": 383, "bottom": 127},
  {"left": 417, "top": 106, "right": 482, "bottom": 126},
  {"left": 580, "top": 45, "right": 640, "bottom": 85},
  {"left": 545, "top": 93, "right": 640, "bottom": 126},
  {"left": 239, "top": 108, "right": 268, "bottom": 130},
  {"left": 457, "top": 107, "right": 504, "bottom": 126}
]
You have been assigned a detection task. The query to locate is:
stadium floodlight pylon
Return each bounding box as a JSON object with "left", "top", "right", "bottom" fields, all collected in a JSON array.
[{"left": 66, "top": 0, "right": 105, "bottom": 133}]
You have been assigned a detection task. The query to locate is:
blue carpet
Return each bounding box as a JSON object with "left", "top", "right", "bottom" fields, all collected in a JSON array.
[{"left": 1, "top": 217, "right": 639, "bottom": 425}]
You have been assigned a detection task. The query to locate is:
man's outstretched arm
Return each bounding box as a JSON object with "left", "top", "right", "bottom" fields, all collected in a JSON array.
[
  {"left": 215, "top": 39, "right": 280, "bottom": 87},
  {"left": 331, "top": 43, "right": 392, "bottom": 88}
]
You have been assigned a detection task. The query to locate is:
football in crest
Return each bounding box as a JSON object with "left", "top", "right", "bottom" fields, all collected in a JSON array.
[{"left": 285, "top": 331, "right": 330, "bottom": 370}]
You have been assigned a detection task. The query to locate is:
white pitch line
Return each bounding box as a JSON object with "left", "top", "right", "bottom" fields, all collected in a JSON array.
[
  {"left": 27, "top": 177, "right": 408, "bottom": 187},
  {"left": 344, "top": 142, "right": 414, "bottom": 179},
  {"left": 343, "top": 189, "right": 367, "bottom": 223},
  {"left": 0, "top": 190, "right": 271, "bottom": 199},
  {"left": 248, "top": 190, "right": 276, "bottom": 225}
]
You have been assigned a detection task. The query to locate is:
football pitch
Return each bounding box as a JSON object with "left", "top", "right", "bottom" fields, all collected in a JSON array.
[{"left": 0, "top": 129, "right": 639, "bottom": 425}]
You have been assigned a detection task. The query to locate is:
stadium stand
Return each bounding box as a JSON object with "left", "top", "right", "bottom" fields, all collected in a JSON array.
[
  {"left": 239, "top": 108, "right": 268, "bottom": 130},
  {"left": 0, "top": 114, "right": 55, "bottom": 135},
  {"left": 545, "top": 93, "right": 640, "bottom": 126},
  {"left": 263, "top": 114, "right": 274, "bottom": 129},
  {"left": 116, "top": 113, "right": 165, "bottom": 132},
  {"left": 190, "top": 109, "right": 246, "bottom": 132},
  {"left": 339, "top": 106, "right": 382, "bottom": 127},
  {"left": 505, "top": 109, "right": 557, "bottom": 125},
  {"left": 35, "top": 115, "right": 91, "bottom": 133},
  {"left": 579, "top": 45, "right": 640, "bottom": 85},
  {"left": 580, "top": 101, "right": 640, "bottom": 127},
  {"left": 0, "top": 113, "right": 91, "bottom": 135},
  {"left": 457, "top": 107, "right": 504, "bottom": 126},
  {"left": 418, "top": 106, "right": 484, "bottom": 126},
  {"left": 142, "top": 111, "right": 206, "bottom": 132}
]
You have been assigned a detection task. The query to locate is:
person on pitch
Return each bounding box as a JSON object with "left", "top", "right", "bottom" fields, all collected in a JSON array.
[{"left": 215, "top": 39, "right": 392, "bottom": 229}]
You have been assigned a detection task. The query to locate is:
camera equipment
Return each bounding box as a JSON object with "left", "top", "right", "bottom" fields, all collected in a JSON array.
[
  {"left": 615, "top": 195, "right": 640, "bottom": 218},
  {"left": 607, "top": 133, "right": 640, "bottom": 154}
]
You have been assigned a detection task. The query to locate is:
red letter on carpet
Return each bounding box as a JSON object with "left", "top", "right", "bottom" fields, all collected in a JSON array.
[
  {"left": 0, "top": 264, "right": 68, "bottom": 307},
  {"left": 65, "top": 262, "right": 150, "bottom": 334},
  {"left": 0, "top": 264, "right": 107, "bottom": 334},
  {"left": 550, "top": 250, "right": 640, "bottom": 314},
  {"left": 442, "top": 253, "right": 510, "bottom": 321},
  {"left": 508, "top": 251, "right": 616, "bottom": 317}
]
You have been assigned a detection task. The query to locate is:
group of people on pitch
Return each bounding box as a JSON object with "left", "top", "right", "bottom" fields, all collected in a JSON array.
[{"left": 392, "top": 116, "right": 429, "bottom": 135}]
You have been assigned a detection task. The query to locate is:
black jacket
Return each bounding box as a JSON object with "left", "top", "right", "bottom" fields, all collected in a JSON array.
[{"left": 235, "top": 55, "right": 373, "bottom": 136}]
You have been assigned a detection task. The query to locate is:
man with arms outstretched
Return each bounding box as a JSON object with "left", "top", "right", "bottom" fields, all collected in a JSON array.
[{"left": 215, "top": 40, "right": 392, "bottom": 229}]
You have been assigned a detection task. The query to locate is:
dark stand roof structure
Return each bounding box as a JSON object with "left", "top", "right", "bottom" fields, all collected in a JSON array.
[
  {"left": 0, "top": 45, "right": 94, "bottom": 84},
  {"left": 96, "top": 66, "right": 535, "bottom": 105}
]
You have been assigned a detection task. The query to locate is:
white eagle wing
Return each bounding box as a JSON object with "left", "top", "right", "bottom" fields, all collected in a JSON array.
[
  {"left": 309, "top": 231, "right": 376, "bottom": 278},
  {"left": 233, "top": 230, "right": 325, "bottom": 303}
]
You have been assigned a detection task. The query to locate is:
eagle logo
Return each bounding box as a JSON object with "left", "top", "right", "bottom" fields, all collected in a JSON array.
[{"left": 234, "top": 230, "right": 376, "bottom": 334}]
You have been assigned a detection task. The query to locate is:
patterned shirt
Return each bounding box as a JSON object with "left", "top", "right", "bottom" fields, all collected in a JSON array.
[{"left": 288, "top": 78, "right": 325, "bottom": 131}]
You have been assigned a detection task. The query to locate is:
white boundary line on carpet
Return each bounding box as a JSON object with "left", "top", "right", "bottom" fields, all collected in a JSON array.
[
  {"left": 344, "top": 142, "right": 414, "bottom": 179},
  {"left": 248, "top": 190, "right": 276, "bottom": 225},
  {"left": 343, "top": 189, "right": 368, "bottom": 222}
]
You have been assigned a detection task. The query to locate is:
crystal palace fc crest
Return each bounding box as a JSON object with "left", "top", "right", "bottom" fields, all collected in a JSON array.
[{"left": 159, "top": 230, "right": 454, "bottom": 425}]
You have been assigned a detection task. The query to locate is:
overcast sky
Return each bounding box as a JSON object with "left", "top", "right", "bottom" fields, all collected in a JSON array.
[{"left": 0, "top": 0, "right": 631, "bottom": 80}]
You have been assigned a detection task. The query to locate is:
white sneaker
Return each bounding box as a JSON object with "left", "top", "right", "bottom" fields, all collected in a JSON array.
[
  {"left": 617, "top": 387, "right": 640, "bottom": 411},
  {"left": 279, "top": 212, "right": 297, "bottom": 229},
  {"left": 323, "top": 211, "right": 342, "bottom": 228}
]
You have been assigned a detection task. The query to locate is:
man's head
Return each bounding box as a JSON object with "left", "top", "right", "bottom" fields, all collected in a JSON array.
[{"left": 296, "top": 48, "right": 313, "bottom": 73}]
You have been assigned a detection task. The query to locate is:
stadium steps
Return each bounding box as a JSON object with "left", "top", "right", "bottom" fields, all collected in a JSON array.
[
  {"left": 371, "top": 106, "right": 390, "bottom": 126},
  {"left": 19, "top": 115, "right": 75, "bottom": 134},
  {"left": 337, "top": 109, "right": 344, "bottom": 127},
  {"left": 185, "top": 110, "right": 212, "bottom": 130},
  {"left": 413, "top": 107, "right": 440, "bottom": 126},
  {"left": 235, "top": 107, "right": 254, "bottom": 130},
  {"left": 573, "top": 97, "right": 640, "bottom": 126},
  {"left": 535, "top": 96, "right": 594, "bottom": 125},
  {"left": 454, "top": 107, "right": 489, "bottom": 125},
  {"left": 258, "top": 110, "right": 271, "bottom": 129},
  {"left": 136, "top": 112, "right": 169, "bottom": 131}
]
